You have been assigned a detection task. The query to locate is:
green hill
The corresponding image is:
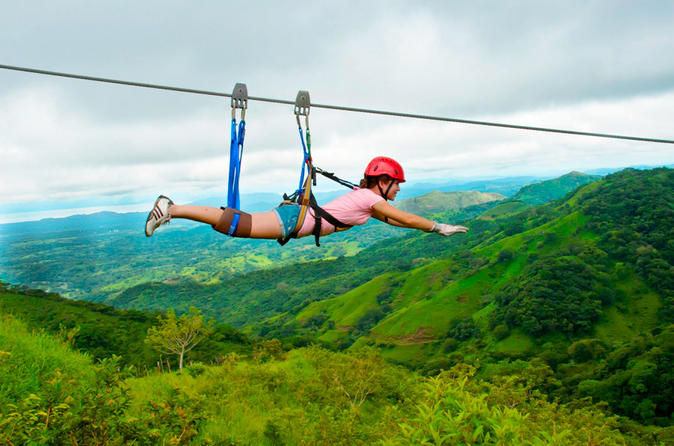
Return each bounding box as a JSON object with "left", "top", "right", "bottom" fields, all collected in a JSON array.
[
  {"left": 0, "top": 210, "right": 405, "bottom": 301},
  {"left": 107, "top": 199, "right": 502, "bottom": 328},
  {"left": 477, "top": 200, "right": 531, "bottom": 220},
  {"left": 277, "top": 168, "right": 673, "bottom": 424},
  {"left": 396, "top": 190, "right": 505, "bottom": 216},
  {"left": 510, "top": 171, "right": 601, "bottom": 205},
  {"left": 0, "top": 190, "right": 502, "bottom": 302},
  {"left": 0, "top": 313, "right": 660, "bottom": 444},
  {"left": 1, "top": 168, "right": 673, "bottom": 438},
  {"left": 0, "top": 285, "right": 252, "bottom": 367}
]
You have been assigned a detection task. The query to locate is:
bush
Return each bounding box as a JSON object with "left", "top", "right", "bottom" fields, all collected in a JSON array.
[
  {"left": 448, "top": 318, "right": 480, "bottom": 341},
  {"left": 497, "top": 249, "right": 514, "bottom": 263},
  {"left": 442, "top": 338, "right": 460, "bottom": 353},
  {"left": 568, "top": 339, "right": 607, "bottom": 362},
  {"left": 493, "top": 256, "right": 606, "bottom": 336},
  {"left": 492, "top": 324, "right": 510, "bottom": 341},
  {"left": 185, "top": 362, "right": 208, "bottom": 377}
]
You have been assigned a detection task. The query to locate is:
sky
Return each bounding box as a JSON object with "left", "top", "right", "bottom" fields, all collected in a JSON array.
[{"left": 1, "top": 1, "right": 673, "bottom": 222}]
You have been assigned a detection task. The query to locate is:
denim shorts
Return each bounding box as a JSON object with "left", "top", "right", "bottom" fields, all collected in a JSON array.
[{"left": 273, "top": 203, "right": 301, "bottom": 238}]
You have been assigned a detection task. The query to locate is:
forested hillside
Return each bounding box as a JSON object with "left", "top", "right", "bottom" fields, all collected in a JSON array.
[
  {"left": 1, "top": 309, "right": 668, "bottom": 444},
  {"left": 0, "top": 173, "right": 593, "bottom": 303},
  {"left": 510, "top": 171, "right": 601, "bottom": 204},
  {"left": 284, "top": 168, "right": 674, "bottom": 425},
  {"left": 0, "top": 189, "right": 505, "bottom": 301},
  {"left": 396, "top": 190, "right": 503, "bottom": 215},
  {"left": 0, "top": 284, "right": 252, "bottom": 368},
  {"left": 1, "top": 168, "right": 672, "bottom": 443}
]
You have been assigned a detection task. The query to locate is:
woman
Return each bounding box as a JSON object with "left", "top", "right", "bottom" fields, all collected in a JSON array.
[{"left": 145, "top": 157, "right": 469, "bottom": 240}]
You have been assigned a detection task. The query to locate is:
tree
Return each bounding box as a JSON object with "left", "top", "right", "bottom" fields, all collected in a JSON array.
[{"left": 145, "top": 307, "right": 213, "bottom": 371}]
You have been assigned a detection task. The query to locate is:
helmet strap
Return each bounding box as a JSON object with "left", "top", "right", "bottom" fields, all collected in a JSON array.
[{"left": 378, "top": 179, "right": 394, "bottom": 201}]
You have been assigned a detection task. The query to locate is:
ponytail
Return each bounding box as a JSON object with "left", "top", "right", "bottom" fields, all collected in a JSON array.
[{"left": 359, "top": 174, "right": 392, "bottom": 189}]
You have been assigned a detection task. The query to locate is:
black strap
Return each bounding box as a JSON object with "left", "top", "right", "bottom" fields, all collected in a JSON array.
[
  {"left": 315, "top": 167, "right": 357, "bottom": 190},
  {"left": 276, "top": 192, "right": 352, "bottom": 247},
  {"left": 308, "top": 194, "right": 352, "bottom": 247},
  {"left": 277, "top": 166, "right": 354, "bottom": 247},
  {"left": 312, "top": 213, "right": 322, "bottom": 247}
]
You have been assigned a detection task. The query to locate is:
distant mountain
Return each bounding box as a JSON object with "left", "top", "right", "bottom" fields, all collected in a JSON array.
[
  {"left": 396, "top": 190, "right": 504, "bottom": 216},
  {"left": 509, "top": 171, "right": 601, "bottom": 205},
  {"left": 585, "top": 163, "right": 673, "bottom": 176},
  {"left": 0, "top": 190, "right": 499, "bottom": 301},
  {"left": 397, "top": 176, "right": 538, "bottom": 199}
]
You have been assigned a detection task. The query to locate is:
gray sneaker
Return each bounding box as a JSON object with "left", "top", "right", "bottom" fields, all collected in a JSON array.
[{"left": 145, "top": 195, "right": 174, "bottom": 237}]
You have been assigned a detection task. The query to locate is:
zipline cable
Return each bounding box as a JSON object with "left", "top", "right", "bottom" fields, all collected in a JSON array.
[{"left": 1, "top": 63, "right": 673, "bottom": 145}]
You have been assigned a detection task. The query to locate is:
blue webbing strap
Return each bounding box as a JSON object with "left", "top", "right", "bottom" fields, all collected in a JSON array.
[
  {"left": 296, "top": 126, "right": 310, "bottom": 196},
  {"left": 227, "top": 117, "right": 245, "bottom": 235}
]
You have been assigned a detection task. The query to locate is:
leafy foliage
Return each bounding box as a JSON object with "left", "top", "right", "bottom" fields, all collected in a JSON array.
[
  {"left": 493, "top": 256, "right": 607, "bottom": 336},
  {"left": 1, "top": 167, "right": 673, "bottom": 440},
  {"left": 0, "top": 287, "right": 251, "bottom": 368},
  {"left": 578, "top": 168, "right": 674, "bottom": 322},
  {"left": 387, "top": 364, "right": 630, "bottom": 445},
  {"left": 146, "top": 307, "right": 214, "bottom": 370},
  {"left": 511, "top": 171, "right": 601, "bottom": 205}
]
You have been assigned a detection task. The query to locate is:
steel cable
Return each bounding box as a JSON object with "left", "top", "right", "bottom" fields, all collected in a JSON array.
[{"left": 1, "top": 63, "right": 672, "bottom": 145}]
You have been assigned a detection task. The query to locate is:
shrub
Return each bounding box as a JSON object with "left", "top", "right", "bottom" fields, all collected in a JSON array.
[
  {"left": 568, "top": 339, "right": 607, "bottom": 362},
  {"left": 448, "top": 318, "right": 480, "bottom": 341},
  {"left": 492, "top": 324, "right": 510, "bottom": 341},
  {"left": 497, "top": 249, "right": 514, "bottom": 263}
]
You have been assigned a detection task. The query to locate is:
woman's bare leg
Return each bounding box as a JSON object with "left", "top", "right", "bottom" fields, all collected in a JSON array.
[{"left": 168, "top": 204, "right": 282, "bottom": 239}]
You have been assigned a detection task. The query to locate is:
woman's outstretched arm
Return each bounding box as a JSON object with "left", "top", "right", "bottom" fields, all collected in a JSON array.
[{"left": 371, "top": 200, "right": 469, "bottom": 236}]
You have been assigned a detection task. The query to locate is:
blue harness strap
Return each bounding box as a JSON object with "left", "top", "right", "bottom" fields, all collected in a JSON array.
[
  {"left": 296, "top": 126, "right": 310, "bottom": 195},
  {"left": 228, "top": 118, "right": 245, "bottom": 209},
  {"left": 225, "top": 83, "right": 248, "bottom": 236},
  {"left": 227, "top": 117, "right": 245, "bottom": 234}
]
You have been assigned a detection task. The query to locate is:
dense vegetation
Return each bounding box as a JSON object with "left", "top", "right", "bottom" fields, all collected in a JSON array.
[
  {"left": 0, "top": 284, "right": 252, "bottom": 368},
  {"left": 0, "top": 209, "right": 404, "bottom": 301},
  {"left": 510, "top": 171, "right": 601, "bottom": 204},
  {"left": 1, "top": 168, "right": 672, "bottom": 443},
  {"left": 2, "top": 313, "right": 669, "bottom": 445},
  {"left": 261, "top": 168, "right": 674, "bottom": 426}
]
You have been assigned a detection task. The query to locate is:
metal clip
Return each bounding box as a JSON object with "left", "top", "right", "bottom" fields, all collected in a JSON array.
[
  {"left": 294, "top": 90, "right": 310, "bottom": 127},
  {"left": 231, "top": 83, "right": 248, "bottom": 119},
  {"left": 294, "top": 90, "right": 310, "bottom": 116}
]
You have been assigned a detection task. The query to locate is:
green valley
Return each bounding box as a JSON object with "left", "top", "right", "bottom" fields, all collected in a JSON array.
[{"left": 1, "top": 168, "right": 673, "bottom": 443}]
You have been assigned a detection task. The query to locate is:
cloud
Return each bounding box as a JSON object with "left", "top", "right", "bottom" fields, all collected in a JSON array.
[
  {"left": 2, "top": 83, "right": 671, "bottom": 205},
  {"left": 0, "top": 1, "right": 672, "bottom": 211}
]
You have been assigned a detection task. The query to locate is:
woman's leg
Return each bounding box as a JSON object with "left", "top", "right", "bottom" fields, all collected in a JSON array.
[{"left": 168, "top": 205, "right": 282, "bottom": 239}]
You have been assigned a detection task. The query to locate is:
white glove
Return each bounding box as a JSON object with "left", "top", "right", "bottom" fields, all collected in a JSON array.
[{"left": 429, "top": 222, "right": 469, "bottom": 236}]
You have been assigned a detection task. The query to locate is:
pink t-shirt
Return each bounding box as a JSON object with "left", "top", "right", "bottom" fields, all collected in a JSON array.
[{"left": 297, "top": 188, "right": 384, "bottom": 238}]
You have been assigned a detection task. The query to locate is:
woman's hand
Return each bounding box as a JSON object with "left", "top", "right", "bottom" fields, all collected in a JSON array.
[{"left": 429, "top": 222, "right": 469, "bottom": 236}]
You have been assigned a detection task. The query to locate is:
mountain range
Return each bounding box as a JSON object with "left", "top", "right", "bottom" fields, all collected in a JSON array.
[{"left": 1, "top": 167, "right": 672, "bottom": 433}]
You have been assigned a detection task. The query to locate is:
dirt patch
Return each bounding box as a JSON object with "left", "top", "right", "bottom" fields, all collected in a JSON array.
[{"left": 397, "top": 327, "right": 436, "bottom": 345}]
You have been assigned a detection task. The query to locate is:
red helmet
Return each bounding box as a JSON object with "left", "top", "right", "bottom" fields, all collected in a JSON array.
[{"left": 364, "top": 156, "right": 406, "bottom": 183}]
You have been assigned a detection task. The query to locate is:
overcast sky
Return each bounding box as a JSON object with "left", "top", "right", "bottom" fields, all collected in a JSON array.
[{"left": 1, "top": 1, "right": 673, "bottom": 221}]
